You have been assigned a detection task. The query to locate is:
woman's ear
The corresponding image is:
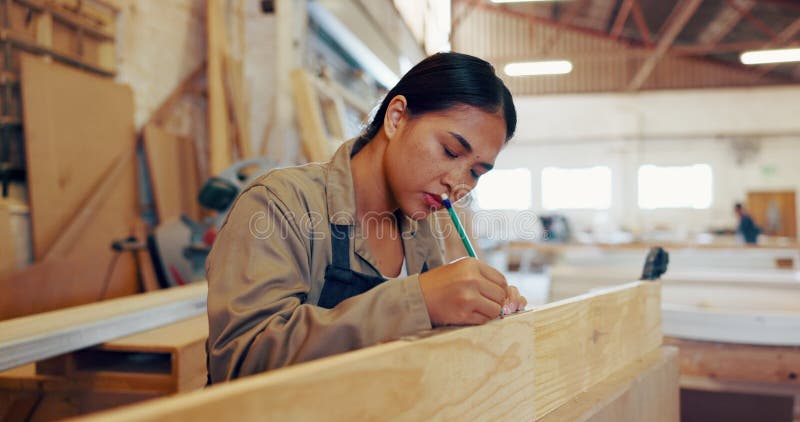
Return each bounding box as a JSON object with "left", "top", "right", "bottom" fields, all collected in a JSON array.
[{"left": 383, "top": 95, "right": 407, "bottom": 140}]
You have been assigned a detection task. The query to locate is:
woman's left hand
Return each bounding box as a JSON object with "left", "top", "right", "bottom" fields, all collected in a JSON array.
[{"left": 502, "top": 285, "right": 527, "bottom": 316}]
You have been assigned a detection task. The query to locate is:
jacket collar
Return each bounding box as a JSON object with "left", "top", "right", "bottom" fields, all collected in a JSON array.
[{"left": 324, "top": 139, "right": 427, "bottom": 273}]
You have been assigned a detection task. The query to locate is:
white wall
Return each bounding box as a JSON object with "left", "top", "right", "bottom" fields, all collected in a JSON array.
[
  {"left": 513, "top": 85, "right": 800, "bottom": 142},
  {"left": 489, "top": 86, "right": 800, "bottom": 239}
]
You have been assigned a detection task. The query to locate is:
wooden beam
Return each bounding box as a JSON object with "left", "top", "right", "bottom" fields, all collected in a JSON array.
[
  {"left": 207, "top": 0, "right": 233, "bottom": 175},
  {"left": 223, "top": 55, "right": 253, "bottom": 160},
  {"left": 142, "top": 124, "right": 201, "bottom": 223},
  {"left": 290, "top": 69, "right": 332, "bottom": 163},
  {"left": 664, "top": 337, "right": 800, "bottom": 387},
  {"left": 540, "top": 347, "right": 680, "bottom": 422},
  {"left": 75, "top": 282, "right": 662, "bottom": 421},
  {"left": 609, "top": 0, "right": 634, "bottom": 40},
  {"left": 0, "top": 283, "right": 207, "bottom": 370},
  {"left": 627, "top": 0, "right": 704, "bottom": 91}
]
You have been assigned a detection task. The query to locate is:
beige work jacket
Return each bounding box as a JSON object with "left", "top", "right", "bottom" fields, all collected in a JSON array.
[{"left": 206, "top": 139, "right": 446, "bottom": 382}]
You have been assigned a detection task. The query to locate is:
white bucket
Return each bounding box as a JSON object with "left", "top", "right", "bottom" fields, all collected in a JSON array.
[{"left": 1, "top": 198, "right": 33, "bottom": 271}]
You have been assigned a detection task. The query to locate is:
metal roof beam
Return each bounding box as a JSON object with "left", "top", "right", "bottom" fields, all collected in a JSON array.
[
  {"left": 627, "top": 0, "right": 704, "bottom": 91},
  {"left": 630, "top": 0, "right": 652, "bottom": 45},
  {"left": 609, "top": 0, "right": 634, "bottom": 39},
  {"left": 695, "top": 0, "right": 753, "bottom": 52},
  {"left": 725, "top": 0, "right": 777, "bottom": 38}
]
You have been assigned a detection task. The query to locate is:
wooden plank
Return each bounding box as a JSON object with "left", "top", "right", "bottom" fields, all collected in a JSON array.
[
  {"left": 30, "top": 316, "right": 210, "bottom": 395},
  {"left": 76, "top": 282, "right": 662, "bottom": 421},
  {"left": 19, "top": 52, "right": 136, "bottom": 259},
  {"left": 101, "top": 315, "right": 208, "bottom": 353},
  {"left": 7, "top": 53, "right": 138, "bottom": 318},
  {"left": 102, "top": 315, "right": 208, "bottom": 392},
  {"left": 207, "top": 0, "right": 233, "bottom": 175},
  {"left": 0, "top": 282, "right": 207, "bottom": 370},
  {"left": 540, "top": 347, "right": 679, "bottom": 422},
  {"left": 665, "top": 337, "right": 800, "bottom": 388},
  {"left": 223, "top": 55, "right": 252, "bottom": 159},
  {"left": 290, "top": 69, "right": 331, "bottom": 162},
  {"left": 532, "top": 282, "right": 662, "bottom": 416},
  {"left": 143, "top": 124, "right": 201, "bottom": 223},
  {"left": 0, "top": 283, "right": 205, "bottom": 341}
]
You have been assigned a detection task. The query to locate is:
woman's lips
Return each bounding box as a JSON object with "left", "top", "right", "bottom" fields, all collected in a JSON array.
[{"left": 422, "top": 192, "right": 443, "bottom": 209}]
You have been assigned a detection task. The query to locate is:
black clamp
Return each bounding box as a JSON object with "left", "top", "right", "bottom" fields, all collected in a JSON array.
[{"left": 641, "top": 246, "right": 669, "bottom": 281}]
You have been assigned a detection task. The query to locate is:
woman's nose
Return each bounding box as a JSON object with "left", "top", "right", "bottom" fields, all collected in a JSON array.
[{"left": 443, "top": 169, "right": 474, "bottom": 202}]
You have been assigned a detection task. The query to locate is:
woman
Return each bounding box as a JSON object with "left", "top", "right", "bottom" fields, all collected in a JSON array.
[{"left": 207, "top": 52, "right": 527, "bottom": 383}]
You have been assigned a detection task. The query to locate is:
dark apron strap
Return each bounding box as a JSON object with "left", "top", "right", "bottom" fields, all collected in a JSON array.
[
  {"left": 330, "top": 224, "right": 351, "bottom": 269},
  {"left": 318, "top": 223, "right": 388, "bottom": 309}
]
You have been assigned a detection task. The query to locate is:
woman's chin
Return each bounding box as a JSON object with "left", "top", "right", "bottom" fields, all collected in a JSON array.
[{"left": 401, "top": 204, "right": 434, "bottom": 221}]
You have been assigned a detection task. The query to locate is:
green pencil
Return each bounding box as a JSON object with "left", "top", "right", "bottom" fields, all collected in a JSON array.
[{"left": 440, "top": 193, "right": 477, "bottom": 258}]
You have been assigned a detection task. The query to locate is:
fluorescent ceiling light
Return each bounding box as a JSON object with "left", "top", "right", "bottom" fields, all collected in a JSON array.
[
  {"left": 504, "top": 60, "right": 573, "bottom": 76},
  {"left": 740, "top": 48, "right": 800, "bottom": 65}
]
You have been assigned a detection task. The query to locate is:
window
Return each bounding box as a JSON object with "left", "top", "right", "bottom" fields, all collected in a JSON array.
[
  {"left": 474, "top": 168, "right": 532, "bottom": 210},
  {"left": 541, "top": 166, "right": 612, "bottom": 210},
  {"left": 638, "top": 164, "right": 712, "bottom": 209}
]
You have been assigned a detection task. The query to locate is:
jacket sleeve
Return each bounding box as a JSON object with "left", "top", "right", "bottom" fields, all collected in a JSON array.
[{"left": 206, "top": 185, "right": 432, "bottom": 382}]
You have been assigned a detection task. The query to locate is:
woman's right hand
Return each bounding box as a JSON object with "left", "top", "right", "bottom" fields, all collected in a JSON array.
[{"left": 418, "top": 257, "right": 508, "bottom": 326}]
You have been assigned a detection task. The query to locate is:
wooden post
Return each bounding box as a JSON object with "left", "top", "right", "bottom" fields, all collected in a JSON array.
[
  {"left": 290, "top": 69, "right": 330, "bottom": 162},
  {"left": 207, "top": 0, "right": 233, "bottom": 175}
]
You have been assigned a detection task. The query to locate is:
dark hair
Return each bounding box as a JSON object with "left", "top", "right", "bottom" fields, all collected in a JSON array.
[{"left": 354, "top": 52, "right": 516, "bottom": 154}]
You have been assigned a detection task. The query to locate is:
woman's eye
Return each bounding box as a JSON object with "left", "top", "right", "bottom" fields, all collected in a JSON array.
[{"left": 443, "top": 147, "right": 457, "bottom": 159}]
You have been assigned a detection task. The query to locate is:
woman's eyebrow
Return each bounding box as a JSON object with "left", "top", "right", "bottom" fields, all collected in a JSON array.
[
  {"left": 448, "top": 131, "right": 472, "bottom": 152},
  {"left": 448, "top": 131, "right": 494, "bottom": 171}
]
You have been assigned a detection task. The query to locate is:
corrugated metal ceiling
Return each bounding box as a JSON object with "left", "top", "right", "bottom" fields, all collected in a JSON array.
[{"left": 452, "top": 0, "right": 800, "bottom": 94}]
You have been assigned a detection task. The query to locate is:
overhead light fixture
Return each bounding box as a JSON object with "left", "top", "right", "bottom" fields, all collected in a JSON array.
[
  {"left": 504, "top": 60, "right": 573, "bottom": 76},
  {"left": 740, "top": 48, "right": 800, "bottom": 65}
]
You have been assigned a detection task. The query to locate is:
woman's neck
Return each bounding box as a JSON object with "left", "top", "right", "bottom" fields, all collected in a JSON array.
[{"left": 350, "top": 134, "right": 398, "bottom": 222}]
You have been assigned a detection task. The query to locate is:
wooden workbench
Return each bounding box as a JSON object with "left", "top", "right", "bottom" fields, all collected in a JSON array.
[{"left": 0, "top": 315, "right": 208, "bottom": 420}]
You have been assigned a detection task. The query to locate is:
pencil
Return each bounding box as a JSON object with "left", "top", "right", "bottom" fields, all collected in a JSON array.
[
  {"left": 441, "top": 194, "right": 508, "bottom": 317},
  {"left": 440, "top": 193, "right": 477, "bottom": 258}
]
